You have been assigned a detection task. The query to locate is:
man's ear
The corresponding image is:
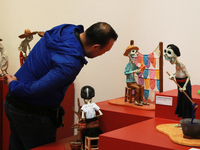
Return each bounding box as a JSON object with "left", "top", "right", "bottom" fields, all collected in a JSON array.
[{"left": 91, "top": 44, "right": 101, "bottom": 51}]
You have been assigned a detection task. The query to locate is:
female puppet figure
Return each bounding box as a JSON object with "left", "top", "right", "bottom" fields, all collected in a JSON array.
[
  {"left": 124, "top": 44, "right": 146, "bottom": 106},
  {"left": 164, "top": 44, "right": 193, "bottom": 119},
  {"left": 80, "top": 86, "right": 103, "bottom": 149}
]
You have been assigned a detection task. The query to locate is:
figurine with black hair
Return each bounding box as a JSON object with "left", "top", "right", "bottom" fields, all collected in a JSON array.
[
  {"left": 164, "top": 44, "right": 193, "bottom": 121},
  {"left": 80, "top": 85, "right": 103, "bottom": 149}
]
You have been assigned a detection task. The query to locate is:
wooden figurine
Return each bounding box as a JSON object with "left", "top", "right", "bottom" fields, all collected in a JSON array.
[
  {"left": 18, "top": 29, "right": 37, "bottom": 66},
  {"left": 0, "top": 38, "right": 8, "bottom": 76}
]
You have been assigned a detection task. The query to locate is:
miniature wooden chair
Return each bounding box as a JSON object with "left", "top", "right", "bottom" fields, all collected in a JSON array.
[
  {"left": 85, "top": 136, "right": 99, "bottom": 150},
  {"left": 125, "top": 87, "right": 135, "bottom": 103}
]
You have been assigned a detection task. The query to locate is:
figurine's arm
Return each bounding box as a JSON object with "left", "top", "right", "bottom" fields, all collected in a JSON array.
[
  {"left": 131, "top": 69, "right": 140, "bottom": 74},
  {"left": 124, "top": 63, "right": 140, "bottom": 75},
  {"left": 179, "top": 65, "right": 190, "bottom": 92},
  {"left": 81, "top": 111, "right": 85, "bottom": 120},
  {"left": 97, "top": 110, "right": 103, "bottom": 116},
  {"left": 18, "top": 44, "right": 22, "bottom": 51},
  {"left": 27, "top": 43, "right": 31, "bottom": 51},
  {"left": 93, "top": 103, "right": 103, "bottom": 117},
  {"left": 18, "top": 42, "right": 27, "bottom": 57},
  {"left": 169, "top": 72, "right": 176, "bottom": 80},
  {"left": 180, "top": 76, "right": 190, "bottom": 92}
]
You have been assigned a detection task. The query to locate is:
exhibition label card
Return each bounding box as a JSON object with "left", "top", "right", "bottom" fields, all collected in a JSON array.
[{"left": 156, "top": 96, "right": 172, "bottom": 106}]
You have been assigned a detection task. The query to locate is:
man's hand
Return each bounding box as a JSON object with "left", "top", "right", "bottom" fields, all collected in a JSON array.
[{"left": 3, "top": 74, "right": 17, "bottom": 86}]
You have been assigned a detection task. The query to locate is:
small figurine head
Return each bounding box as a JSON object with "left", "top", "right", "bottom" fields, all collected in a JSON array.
[
  {"left": 124, "top": 45, "right": 139, "bottom": 62},
  {"left": 164, "top": 44, "right": 180, "bottom": 65},
  {"left": 81, "top": 86, "right": 95, "bottom": 103},
  {"left": 19, "top": 29, "right": 37, "bottom": 41}
]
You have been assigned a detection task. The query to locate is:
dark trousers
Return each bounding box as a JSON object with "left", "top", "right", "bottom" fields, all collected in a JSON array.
[{"left": 4, "top": 100, "right": 57, "bottom": 150}]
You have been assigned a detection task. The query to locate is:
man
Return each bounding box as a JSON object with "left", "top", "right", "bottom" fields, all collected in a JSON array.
[{"left": 3, "top": 22, "right": 118, "bottom": 150}]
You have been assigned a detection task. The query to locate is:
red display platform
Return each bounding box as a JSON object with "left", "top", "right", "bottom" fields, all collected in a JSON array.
[
  {"left": 97, "top": 98, "right": 155, "bottom": 132},
  {"left": 31, "top": 135, "right": 79, "bottom": 150},
  {"left": 99, "top": 118, "right": 191, "bottom": 150},
  {"left": 155, "top": 85, "right": 200, "bottom": 121},
  {"left": 32, "top": 86, "right": 200, "bottom": 150},
  {"left": 56, "top": 83, "right": 75, "bottom": 140},
  {"left": 0, "top": 78, "right": 74, "bottom": 150},
  {"left": 0, "top": 78, "right": 9, "bottom": 150}
]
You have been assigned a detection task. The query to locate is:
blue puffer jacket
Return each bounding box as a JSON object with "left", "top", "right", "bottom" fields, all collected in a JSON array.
[{"left": 9, "top": 24, "right": 87, "bottom": 106}]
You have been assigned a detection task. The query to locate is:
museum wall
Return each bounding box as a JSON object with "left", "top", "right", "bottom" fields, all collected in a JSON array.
[{"left": 1, "top": 0, "right": 200, "bottom": 112}]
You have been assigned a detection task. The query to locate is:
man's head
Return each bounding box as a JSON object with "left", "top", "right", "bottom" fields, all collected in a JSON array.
[{"left": 80, "top": 22, "right": 118, "bottom": 58}]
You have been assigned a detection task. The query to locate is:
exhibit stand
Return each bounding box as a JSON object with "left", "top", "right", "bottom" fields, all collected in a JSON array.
[
  {"left": 0, "top": 78, "right": 75, "bottom": 150},
  {"left": 0, "top": 78, "right": 9, "bottom": 150},
  {"left": 31, "top": 85, "right": 200, "bottom": 150}
]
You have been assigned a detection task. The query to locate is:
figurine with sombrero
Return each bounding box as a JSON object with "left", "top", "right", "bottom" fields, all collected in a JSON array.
[
  {"left": 124, "top": 42, "right": 146, "bottom": 106},
  {"left": 18, "top": 29, "right": 37, "bottom": 66}
]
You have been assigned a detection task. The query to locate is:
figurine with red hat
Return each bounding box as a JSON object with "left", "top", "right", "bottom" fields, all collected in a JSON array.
[{"left": 18, "top": 29, "right": 37, "bottom": 66}]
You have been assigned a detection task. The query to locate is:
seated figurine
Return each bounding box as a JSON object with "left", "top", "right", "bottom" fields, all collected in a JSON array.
[
  {"left": 80, "top": 86, "right": 103, "bottom": 150},
  {"left": 124, "top": 44, "right": 146, "bottom": 106}
]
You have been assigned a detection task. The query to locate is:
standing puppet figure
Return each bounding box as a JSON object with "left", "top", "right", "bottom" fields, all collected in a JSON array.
[
  {"left": 164, "top": 44, "right": 193, "bottom": 119},
  {"left": 124, "top": 44, "right": 146, "bottom": 106},
  {"left": 0, "top": 39, "right": 8, "bottom": 76},
  {"left": 80, "top": 86, "right": 103, "bottom": 149},
  {"left": 18, "top": 29, "right": 37, "bottom": 66}
]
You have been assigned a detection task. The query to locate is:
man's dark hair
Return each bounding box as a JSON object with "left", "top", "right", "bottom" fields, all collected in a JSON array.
[{"left": 85, "top": 22, "right": 118, "bottom": 48}]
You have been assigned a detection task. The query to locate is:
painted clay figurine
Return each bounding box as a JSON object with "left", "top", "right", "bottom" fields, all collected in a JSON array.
[
  {"left": 18, "top": 29, "right": 37, "bottom": 66},
  {"left": 124, "top": 44, "right": 146, "bottom": 106},
  {"left": 80, "top": 86, "right": 103, "bottom": 149},
  {"left": 0, "top": 38, "right": 8, "bottom": 76},
  {"left": 164, "top": 44, "right": 193, "bottom": 119}
]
